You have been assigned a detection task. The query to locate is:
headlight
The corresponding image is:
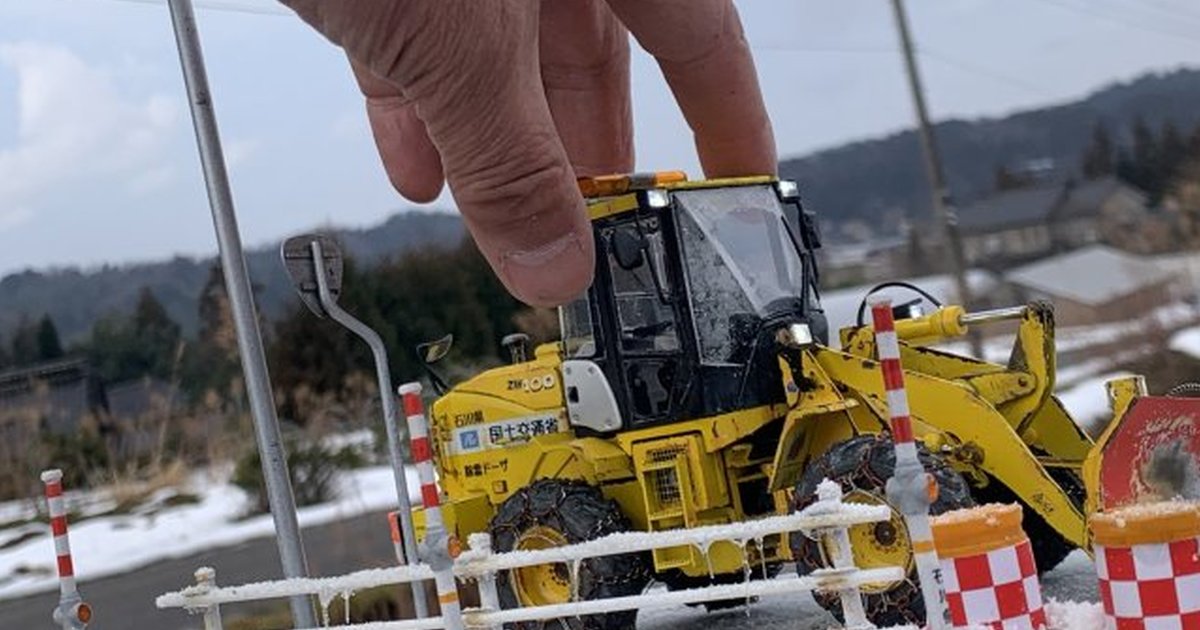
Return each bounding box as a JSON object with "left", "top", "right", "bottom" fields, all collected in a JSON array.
[
  {"left": 775, "top": 179, "right": 800, "bottom": 202},
  {"left": 645, "top": 188, "right": 670, "bottom": 208},
  {"left": 775, "top": 322, "right": 814, "bottom": 349}
]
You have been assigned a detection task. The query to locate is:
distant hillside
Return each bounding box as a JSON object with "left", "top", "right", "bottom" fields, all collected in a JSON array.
[
  {"left": 0, "top": 211, "right": 464, "bottom": 342},
  {"left": 6, "top": 68, "right": 1200, "bottom": 343},
  {"left": 781, "top": 68, "right": 1200, "bottom": 236}
]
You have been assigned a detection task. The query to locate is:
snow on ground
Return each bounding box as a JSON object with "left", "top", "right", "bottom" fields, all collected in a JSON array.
[
  {"left": 1170, "top": 324, "right": 1200, "bottom": 360},
  {"left": 1056, "top": 371, "right": 1130, "bottom": 437},
  {"left": 0, "top": 464, "right": 420, "bottom": 601}
]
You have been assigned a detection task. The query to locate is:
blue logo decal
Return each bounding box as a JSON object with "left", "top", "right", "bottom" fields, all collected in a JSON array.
[{"left": 459, "top": 430, "right": 481, "bottom": 451}]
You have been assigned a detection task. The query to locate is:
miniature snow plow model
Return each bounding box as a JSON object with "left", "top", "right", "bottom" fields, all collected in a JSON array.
[{"left": 408, "top": 173, "right": 1200, "bottom": 627}]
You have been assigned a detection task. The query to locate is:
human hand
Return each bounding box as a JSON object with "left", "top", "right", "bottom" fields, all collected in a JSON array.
[{"left": 282, "top": 0, "right": 776, "bottom": 307}]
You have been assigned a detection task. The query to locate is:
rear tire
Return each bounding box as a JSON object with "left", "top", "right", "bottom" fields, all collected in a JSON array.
[
  {"left": 489, "top": 479, "right": 650, "bottom": 630},
  {"left": 790, "top": 434, "right": 974, "bottom": 628}
]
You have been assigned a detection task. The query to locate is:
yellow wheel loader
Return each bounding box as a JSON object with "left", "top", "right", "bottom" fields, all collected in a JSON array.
[{"left": 408, "top": 173, "right": 1199, "bottom": 628}]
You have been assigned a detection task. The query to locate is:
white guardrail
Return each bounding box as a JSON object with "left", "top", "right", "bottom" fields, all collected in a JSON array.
[{"left": 157, "top": 482, "right": 907, "bottom": 630}]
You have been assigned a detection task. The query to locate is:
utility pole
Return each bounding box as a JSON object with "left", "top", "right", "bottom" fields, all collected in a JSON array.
[
  {"left": 166, "top": 0, "right": 316, "bottom": 625},
  {"left": 888, "top": 0, "right": 984, "bottom": 358}
]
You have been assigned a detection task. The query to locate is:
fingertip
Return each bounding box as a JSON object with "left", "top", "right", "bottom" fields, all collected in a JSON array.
[
  {"left": 461, "top": 181, "right": 596, "bottom": 308},
  {"left": 497, "top": 228, "right": 596, "bottom": 308},
  {"left": 386, "top": 169, "right": 445, "bottom": 204},
  {"left": 365, "top": 96, "right": 447, "bottom": 204}
]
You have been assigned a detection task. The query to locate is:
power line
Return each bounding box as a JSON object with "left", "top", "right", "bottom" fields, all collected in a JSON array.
[
  {"left": 1029, "top": 0, "right": 1200, "bottom": 45},
  {"left": 60, "top": 0, "right": 291, "bottom": 16},
  {"left": 1109, "top": 0, "right": 1200, "bottom": 26},
  {"left": 917, "top": 47, "right": 1055, "bottom": 100},
  {"left": 753, "top": 42, "right": 1057, "bottom": 101}
]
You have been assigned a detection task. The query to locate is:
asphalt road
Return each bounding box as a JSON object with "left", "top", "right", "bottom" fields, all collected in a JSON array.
[{"left": 0, "top": 511, "right": 401, "bottom": 630}]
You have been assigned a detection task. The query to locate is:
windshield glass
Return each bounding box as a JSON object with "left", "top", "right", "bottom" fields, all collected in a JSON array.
[{"left": 676, "top": 185, "right": 806, "bottom": 364}]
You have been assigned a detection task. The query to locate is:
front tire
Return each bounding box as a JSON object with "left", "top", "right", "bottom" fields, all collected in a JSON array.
[
  {"left": 790, "top": 434, "right": 974, "bottom": 628},
  {"left": 489, "top": 479, "right": 650, "bottom": 630}
]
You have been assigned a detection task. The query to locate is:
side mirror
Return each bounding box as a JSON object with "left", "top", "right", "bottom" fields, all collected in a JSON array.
[
  {"left": 417, "top": 334, "right": 454, "bottom": 365},
  {"left": 610, "top": 228, "right": 646, "bottom": 271},
  {"left": 281, "top": 234, "right": 343, "bottom": 319}
]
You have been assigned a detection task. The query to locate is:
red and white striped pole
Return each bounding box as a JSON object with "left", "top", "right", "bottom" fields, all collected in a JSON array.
[
  {"left": 869, "top": 297, "right": 952, "bottom": 630},
  {"left": 399, "top": 382, "right": 462, "bottom": 630},
  {"left": 42, "top": 469, "right": 92, "bottom": 629}
]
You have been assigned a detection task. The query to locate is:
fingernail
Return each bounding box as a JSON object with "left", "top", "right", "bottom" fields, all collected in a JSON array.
[{"left": 500, "top": 231, "right": 593, "bottom": 307}]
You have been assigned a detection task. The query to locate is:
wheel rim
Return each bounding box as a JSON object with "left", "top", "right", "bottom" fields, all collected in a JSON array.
[
  {"left": 512, "top": 526, "right": 573, "bottom": 607},
  {"left": 824, "top": 489, "right": 912, "bottom": 594}
]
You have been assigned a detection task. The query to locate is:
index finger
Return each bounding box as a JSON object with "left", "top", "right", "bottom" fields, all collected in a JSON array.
[{"left": 605, "top": 0, "right": 776, "bottom": 178}]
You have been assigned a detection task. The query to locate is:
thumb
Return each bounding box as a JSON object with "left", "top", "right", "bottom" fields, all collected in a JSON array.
[{"left": 284, "top": 1, "right": 593, "bottom": 307}]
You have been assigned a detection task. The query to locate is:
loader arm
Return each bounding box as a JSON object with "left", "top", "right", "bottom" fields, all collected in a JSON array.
[
  {"left": 840, "top": 302, "right": 1093, "bottom": 464},
  {"left": 813, "top": 345, "right": 1090, "bottom": 549}
]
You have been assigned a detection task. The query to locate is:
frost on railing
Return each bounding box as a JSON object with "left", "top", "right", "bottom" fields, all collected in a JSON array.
[{"left": 157, "top": 481, "right": 900, "bottom": 630}]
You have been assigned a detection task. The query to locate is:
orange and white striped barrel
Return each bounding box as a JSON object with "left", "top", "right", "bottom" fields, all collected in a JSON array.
[
  {"left": 1091, "top": 501, "right": 1200, "bottom": 629},
  {"left": 398, "top": 382, "right": 462, "bottom": 630},
  {"left": 932, "top": 504, "right": 1046, "bottom": 630}
]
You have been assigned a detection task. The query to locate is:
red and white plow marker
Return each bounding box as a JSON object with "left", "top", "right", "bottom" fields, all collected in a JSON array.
[
  {"left": 400, "top": 382, "right": 463, "bottom": 630},
  {"left": 41, "top": 469, "right": 92, "bottom": 629},
  {"left": 869, "top": 297, "right": 953, "bottom": 629}
]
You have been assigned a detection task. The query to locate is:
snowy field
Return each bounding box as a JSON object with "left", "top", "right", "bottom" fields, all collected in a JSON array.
[{"left": 0, "top": 464, "right": 419, "bottom": 600}]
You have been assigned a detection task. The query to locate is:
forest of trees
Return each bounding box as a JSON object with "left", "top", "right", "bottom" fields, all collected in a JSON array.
[
  {"left": 1081, "top": 117, "right": 1200, "bottom": 204},
  {"left": 1, "top": 237, "right": 527, "bottom": 422}
]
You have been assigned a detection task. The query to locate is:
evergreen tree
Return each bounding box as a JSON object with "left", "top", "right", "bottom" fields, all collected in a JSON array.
[
  {"left": 132, "top": 287, "right": 182, "bottom": 377},
  {"left": 1160, "top": 121, "right": 1188, "bottom": 185},
  {"left": 0, "top": 335, "right": 11, "bottom": 369},
  {"left": 86, "top": 288, "right": 183, "bottom": 383},
  {"left": 1117, "top": 117, "right": 1164, "bottom": 201},
  {"left": 179, "top": 265, "right": 242, "bottom": 400},
  {"left": 36, "top": 315, "right": 64, "bottom": 361},
  {"left": 9, "top": 317, "right": 40, "bottom": 366},
  {"left": 1081, "top": 121, "right": 1115, "bottom": 179}
]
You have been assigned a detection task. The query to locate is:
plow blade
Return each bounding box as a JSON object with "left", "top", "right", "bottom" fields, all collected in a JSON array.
[{"left": 1085, "top": 381, "right": 1200, "bottom": 515}]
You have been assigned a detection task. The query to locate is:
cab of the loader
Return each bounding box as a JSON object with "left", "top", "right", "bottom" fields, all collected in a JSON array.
[{"left": 559, "top": 173, "right": 826, "bottom": 432}]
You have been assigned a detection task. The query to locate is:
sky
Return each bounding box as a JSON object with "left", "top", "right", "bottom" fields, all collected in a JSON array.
[{"left": 1, "top": 0, "right": 1200, "bottom": 277}]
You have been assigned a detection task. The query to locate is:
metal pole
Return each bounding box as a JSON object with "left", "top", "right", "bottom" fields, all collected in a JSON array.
[
  {"left": 165, "top": 1, "right": 316, "bottom": 625},
  {"left": 193, "top": 567, "right": 225, "bottom": 630},
  {"left": 888, "top": 0, "right": 983, "bottom": 358},
  {"left": 311, "top": 240, "right": 429, "bottom": 618}
]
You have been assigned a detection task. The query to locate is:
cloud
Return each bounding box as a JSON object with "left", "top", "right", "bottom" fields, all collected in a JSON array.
[
  {"left": 0, "top": 42, "right": 178, "bottom": 230},
  {"left": 0, "top": 206, "right": 32, "bottom": 231},
  {"left": 224, "top": 137, "right": 261, "bottom": 170}
]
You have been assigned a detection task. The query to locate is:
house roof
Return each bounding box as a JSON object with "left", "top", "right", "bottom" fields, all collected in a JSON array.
[
  {"left": 1059, "top": 177, "right": 1146, "bottom": 218},
  {"left": 1005, "top": 245, "right": 1175, "bottom": 306},
  {"left": 958, "top": 185, "right": 1064, "bottom": 232},
  {"left": 958, "top": 176, "right": 1143, "bottom": 232}
]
